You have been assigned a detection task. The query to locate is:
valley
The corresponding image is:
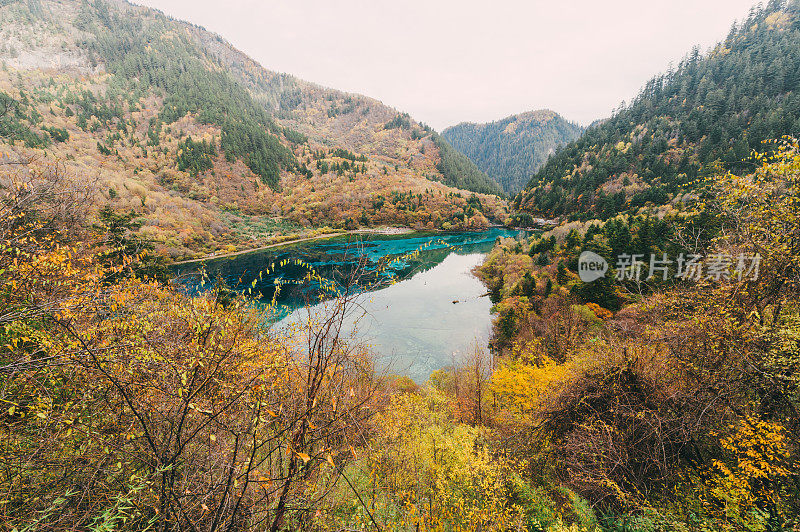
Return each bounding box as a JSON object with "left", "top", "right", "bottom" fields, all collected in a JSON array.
[
  {"left": 0, "top": 0, "right": 507, "bottom": 260},
  {"left": 1, "top": 0, "right": 800, "bottom": 530}
]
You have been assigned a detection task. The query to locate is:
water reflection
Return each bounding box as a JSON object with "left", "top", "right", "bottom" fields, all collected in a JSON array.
[{"left": 173, "top": 228, "right": 530, "bottom": 382}]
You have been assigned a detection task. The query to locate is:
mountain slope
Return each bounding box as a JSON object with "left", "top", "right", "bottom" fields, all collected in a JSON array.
[
  {"left": 442, "top": 109, "right": 583, "bottom": 194},
  {"left": 516, "top": 0, "right": 800, "bottom": 220},
  {"left": 0, "top": 0, "right": 504, "bottom": 259}
]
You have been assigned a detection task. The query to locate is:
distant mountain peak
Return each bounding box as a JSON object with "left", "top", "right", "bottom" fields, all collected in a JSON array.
[
  {"left": 442, "top": 109, "right": 584, "bottom": 194},
  {"left": 512, "top": 109, "right": 559, "bottom": 122}
]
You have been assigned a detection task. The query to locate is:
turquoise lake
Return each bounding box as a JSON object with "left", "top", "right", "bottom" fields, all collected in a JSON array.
[{"left": 173, "top": 228, "right": 530, "bottom": 383}]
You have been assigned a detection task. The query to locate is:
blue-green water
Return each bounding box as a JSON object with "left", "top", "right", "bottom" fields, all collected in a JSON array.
[{"left": 173, "top": 228, "right": 529, "bottom": 382}]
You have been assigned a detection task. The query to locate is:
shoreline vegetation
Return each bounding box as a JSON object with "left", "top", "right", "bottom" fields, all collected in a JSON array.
[
  {"left": 171, "top": 226, "right": 419, "bottom": 265},
  {"left": 4, "top": 139, "right": 799, "bottom": 531},
  {"left": 171, "top": 224, "right": 538, "bottom": 265},
  {"left": 3, "top": 0, "right": 800, "bottom": 529}
]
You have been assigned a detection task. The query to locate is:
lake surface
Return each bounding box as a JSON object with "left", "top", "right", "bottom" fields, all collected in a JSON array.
[{"left": 173, "top": 228, "right": 529, "bottom": 383}]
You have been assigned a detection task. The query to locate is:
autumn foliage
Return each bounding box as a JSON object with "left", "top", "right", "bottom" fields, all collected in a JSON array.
[
  {"left": 3, "top": 125, "right": 800, "bottom": 531},
  {"left": 474, "top": 141, "right": 800, "bottom": 529}
]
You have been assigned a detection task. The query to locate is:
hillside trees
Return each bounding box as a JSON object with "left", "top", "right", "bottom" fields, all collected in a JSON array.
[
  {"left": 442, "top": 111, "right": 584, "bottom": 194},
  {"left": 518, "top": 0, "right": 800, "bottom": 219},
  {"left": 478, "top": 141, "right": 800, "bottom": 526},
  {"left": 0, "top": 91, "right": 49, "bottom": 148},
  {"left": 0, "top": 0, "right": 512, "bottom": 259},
  {"left": 176, "top": 136, "right": 216, "bottom": 177},
  {"left": 0, "top": 155, "right": 380, "bottom": 530},
  {"left": 431, "top": 133, "right": 504, "bottom": 196},
  {"left": 75, "top": 1, "right": 298, "bottom": 189}
]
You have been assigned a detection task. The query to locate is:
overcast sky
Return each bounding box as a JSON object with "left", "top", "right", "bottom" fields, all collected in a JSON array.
[{"left": 133, "top": 0, "right": 758, "bottom": 131}]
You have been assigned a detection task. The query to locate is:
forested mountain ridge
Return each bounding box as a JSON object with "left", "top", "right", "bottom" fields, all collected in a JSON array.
[
  {"left": 3, "top": 0, "right": 800, "bottom": 529},
  {"left": 515, "top": 0, "right": 800, "bottom": 221},
  {"left": 442, "top": 109, "right": 584, "bottom": 194},
  {"left": 0, "top": 0, "right": 504, "bottom": 259}
]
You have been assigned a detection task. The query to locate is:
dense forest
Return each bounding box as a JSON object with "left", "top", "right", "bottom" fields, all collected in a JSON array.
[
  {"left": 516, "top": 0, "right": 800, "bottom": 219},
  {"left": 75, "top": 0, "right": 300, "bottom": 189},
  {"left": 3, "top": 116, "right": 799, "bottom": 531},
  {"left": 2, "top": 0, "right": 799, "bottom": 530},
  {"left": 0, "top": 90, "right": 50, "bottom": 147},
  {"left": 476, "top": 141, "right": 800, "bottom": 529},
  {"left": 431, "top": 132, "right": 504, "bottom": 195},
  {"left": 0, "top": 0, "right": 509, "bottom": 260},
  {"left": 442, "top": 110, "right": 584, "bottom": 194}
]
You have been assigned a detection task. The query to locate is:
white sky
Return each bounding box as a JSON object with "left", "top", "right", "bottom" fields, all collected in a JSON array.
[{"left": 133, "top": 0, "right": 758, "bottom": 131}]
